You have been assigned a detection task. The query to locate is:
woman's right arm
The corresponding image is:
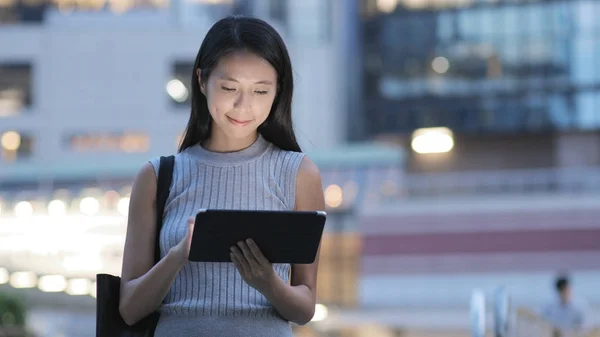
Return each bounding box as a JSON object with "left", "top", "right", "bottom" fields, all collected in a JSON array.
[{"left": 118, "top": 162, "right": 193, "bottom": 326}]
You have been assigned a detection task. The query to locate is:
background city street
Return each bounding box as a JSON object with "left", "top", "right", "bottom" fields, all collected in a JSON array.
[{"left": 1, "top": 0, "right": 600, "bottom": 336}]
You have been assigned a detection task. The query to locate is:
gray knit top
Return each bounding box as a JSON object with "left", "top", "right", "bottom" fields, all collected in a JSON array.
[{"left": 149, "top": 133, "right": 305, "bottom": 337}]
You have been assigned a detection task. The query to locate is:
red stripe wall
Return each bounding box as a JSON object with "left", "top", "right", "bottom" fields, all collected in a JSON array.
[{"left": 359, "top": 206, "right": 600, "bottom": 275}]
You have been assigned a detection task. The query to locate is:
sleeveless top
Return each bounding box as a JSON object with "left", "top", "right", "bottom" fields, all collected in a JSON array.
[{"left": 148, "top": 134, "right": 305, "bottom": 337}]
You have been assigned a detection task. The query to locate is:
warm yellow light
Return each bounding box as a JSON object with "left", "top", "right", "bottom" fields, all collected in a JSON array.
[
  {"left": 1, "top": 131, "right": 21, "bottom": 151},
  {"left": 9, "top": 271, "right": 37, "bottom": 289},
  {"left": 14, "top": 201, "right": 33, "bottom": 218},
  {"left": 48, "top": 199, "right": 67, "bottom": 216},
  {"left": 411, "top": 127, "right": 454, "bottom": 154},
  {"left": 402, "top": 0, "right": 429, "bottom": 9},
  {"left": 432, "top": 56, "right": 450, "bottom": 74},
  {"left": 324, "top": 184, "right": 343, "bottom": 208},
  {"left": 109, "top": 0, "right": 133, "bottom": 14},
  {"left": 377, "top": 0, "right": 397, "bottom": 13},
  {"left": 0, "top": 268, "right": 8, "bottom": 285},
  {"left": 311, "top": 303, "right": 328, "bottom": 322},
  {"left": 0, "top": 0, "right": 16, "bottom": 8},
  {"left": 66, "top": 278, "right": 92, "bottom": 296},
  {"left": 117, "top": 197, "right": 129, "bottom": 216},
  {"left": 80, "top": 197, "right": 99, "bottom": 215},
  {"left": 90, "top": 281, "right": 97, "bottom": 298},
  {"left": 166, "top": 79, "right": 189, "bottom": 102},
  {"left": 38, "top": 275, "right": 67, "bottom": 292}
]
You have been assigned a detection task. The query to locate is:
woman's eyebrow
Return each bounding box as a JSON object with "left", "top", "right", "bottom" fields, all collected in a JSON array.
[{"left": 219, "top": 75, "right": 274, "bottom": 85}]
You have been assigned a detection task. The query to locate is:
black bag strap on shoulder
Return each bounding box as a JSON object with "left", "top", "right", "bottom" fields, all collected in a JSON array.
[
  {"left": 96, "top": 156, "right": 175, "bottom": 337},
  {"left": 154, "top": 155, "right": 175, "bottom": 264}
]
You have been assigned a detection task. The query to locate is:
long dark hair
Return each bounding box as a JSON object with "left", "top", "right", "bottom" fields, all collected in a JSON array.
[{"left": 178, "top": 16, "right": 301, "bottom": 153}]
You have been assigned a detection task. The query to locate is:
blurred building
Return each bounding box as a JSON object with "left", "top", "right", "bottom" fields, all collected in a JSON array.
[
  {"left": 360, "top": 0, "right": 600, "bottom": 172},
  {"left": 329, "top": 0, "right": 600, "bottom": 335}
]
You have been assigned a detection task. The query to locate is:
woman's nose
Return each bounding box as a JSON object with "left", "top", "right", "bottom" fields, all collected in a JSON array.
[{"left": 234, "top": 91, "right": 252, "bottom": 111}]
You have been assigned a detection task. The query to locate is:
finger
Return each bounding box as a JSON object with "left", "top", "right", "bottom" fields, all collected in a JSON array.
[
  {"left": 237, "top": 241, "right": 259, "bottom": 269},
  {"left": 230, "top": 246, "right": 250, "bottom": 271},
  {"left": 230, "top": 252, "right": 247, "bottom": 275},
  {"left": 186, "top": 217, "right": 195, "bottom": 236},
  {"left": 185, "top": 217, "right": 195, "bottom": 249},
  {"left": 246, "top": 239, "right": 270, "bottom": 265}
]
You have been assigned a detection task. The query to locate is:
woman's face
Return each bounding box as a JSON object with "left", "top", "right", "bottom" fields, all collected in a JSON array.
[{"left": 200, "top": 51, "right": 278, "bottom": 145}]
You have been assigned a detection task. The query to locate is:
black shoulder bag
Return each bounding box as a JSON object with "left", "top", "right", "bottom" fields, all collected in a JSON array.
[{"left": 95, "top": 155, "right": 175, "bottom": 337}]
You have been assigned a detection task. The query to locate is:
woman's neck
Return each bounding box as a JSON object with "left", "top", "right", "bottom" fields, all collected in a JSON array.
[{"left": 203, "top": 131, "right": 258, "bottom": 153}]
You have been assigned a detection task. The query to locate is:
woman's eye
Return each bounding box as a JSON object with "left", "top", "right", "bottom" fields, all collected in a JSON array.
[
  {"left": 255, "top": 90, "right": 268, "bottom": 95},
  {"left": 221, "top": 86, "right": 235, "bottom": 92}
]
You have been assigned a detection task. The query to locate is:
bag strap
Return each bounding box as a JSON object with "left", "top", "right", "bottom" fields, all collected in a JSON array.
[{"left": 154, "top": 155, "right": 175, "bottom": 264}]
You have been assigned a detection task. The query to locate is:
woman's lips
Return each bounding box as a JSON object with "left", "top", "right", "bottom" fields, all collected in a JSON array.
[{"left": 227, "top": 116, "right": 252, "bottom": 126}]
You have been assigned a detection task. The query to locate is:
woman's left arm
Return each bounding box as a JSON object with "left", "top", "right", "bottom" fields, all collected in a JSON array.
[
  {"left": 261, "top": 156, "right": 324, "bottom": 325},
  {"left": 230, "top": 156, "right": 325, "bottom": 325}
]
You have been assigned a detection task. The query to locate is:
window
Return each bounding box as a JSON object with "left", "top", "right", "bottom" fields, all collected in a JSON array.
[
  {"left": 0, "top": 1, "right": 17, "bottom": 24},
  {"left": 167, "top": 61, "right": 194, "bottom": 107},
  {"left": 66, "top": 132, "right": 150, "bottom": 153},
  {"left": 572, "top": 38, "right": 600, "bottom": 86},
  {"left": 575, "top": 92, "right": 600, "bottom": 129},
  {"left": 0, "top": 63, "right": 33, "bottom": 117},
  {"left": 0, "top": 0, "right": 46, "bottom": 24},
  {"left": 574, "top": 0, "right": 600, "bottom": 35},
  {"left": 362, "top": 0, "right": 600, "bottom": 137},
  {"left": 0, "top": 131, "right": 33, "bottom": 162}
]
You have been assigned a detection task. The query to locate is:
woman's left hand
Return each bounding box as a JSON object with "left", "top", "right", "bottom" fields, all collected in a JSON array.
[{"left": 230, "top": 239, "right": 278, "bottom": 294}]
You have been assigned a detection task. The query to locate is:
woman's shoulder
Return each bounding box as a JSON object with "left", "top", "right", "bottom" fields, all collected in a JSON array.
[
  {"left": 146, "top": 152, "right": 186, "bottom": 177},
  {"left": 293, "top": 155, "right": 324, "bottom": 210},
  {"left": 265, "top": 141, "right": 323, "bottom": 177},
  {"left": 295, "top": 155, "right": 320, "bottom": 178},
  {"left": 264, "top": 146, "right": 307, "bottom": 176}
]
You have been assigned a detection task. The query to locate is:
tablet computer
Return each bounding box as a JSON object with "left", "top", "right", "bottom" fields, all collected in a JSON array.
[{"left": 188, "top": 209, "right": 326, "bottom": 264}]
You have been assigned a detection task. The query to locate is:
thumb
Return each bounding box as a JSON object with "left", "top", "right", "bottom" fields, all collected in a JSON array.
[{"left": 186, "top": 216, "right": 195, "bottom": 237}]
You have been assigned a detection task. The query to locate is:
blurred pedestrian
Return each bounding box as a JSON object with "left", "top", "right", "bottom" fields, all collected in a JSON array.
[{"left": 541, "top": 274, "right": 586, "bottom": 337}]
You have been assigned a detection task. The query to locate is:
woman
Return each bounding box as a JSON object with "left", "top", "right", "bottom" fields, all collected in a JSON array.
[{"left": 117, "top": 15, "right": 325, "bottom": 337}]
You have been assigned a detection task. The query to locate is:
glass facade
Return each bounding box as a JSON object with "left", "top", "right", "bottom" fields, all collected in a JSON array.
[
  {"left": 361, "top": 0, "right": 600, "bottom": 137},
  {"left": 0, "top": 63, "right": 32, "bottom": 117}
]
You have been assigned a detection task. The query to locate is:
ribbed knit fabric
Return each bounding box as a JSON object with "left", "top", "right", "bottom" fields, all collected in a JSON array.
[{"left": 148, "top": 133, "right": 305, "bottom": 337}]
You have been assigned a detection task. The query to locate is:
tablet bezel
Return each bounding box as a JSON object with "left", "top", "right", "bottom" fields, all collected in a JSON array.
[{"left": 188, "top": 209, "right": 326, "bottom": 264}]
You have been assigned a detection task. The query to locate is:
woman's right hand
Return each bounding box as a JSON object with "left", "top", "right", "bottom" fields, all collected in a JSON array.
[{"left": 169, "top": 216, "right": 195, "bottom": 267}]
